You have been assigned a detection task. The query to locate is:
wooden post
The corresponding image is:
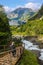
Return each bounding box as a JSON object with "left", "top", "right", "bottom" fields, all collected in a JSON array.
[
  {"left": 23, "top": 43, "right": 25, "bottom": 53},
  {"left": 4, "top": 45, "right": 5, "bottom": 51}
]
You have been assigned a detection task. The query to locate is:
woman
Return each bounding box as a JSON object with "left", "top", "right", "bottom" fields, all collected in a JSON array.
[{"left": 10, "top": 42, "right": 16, "bottom": 56}]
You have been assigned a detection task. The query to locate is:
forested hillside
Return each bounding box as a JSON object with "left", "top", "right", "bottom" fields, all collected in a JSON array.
[
  {"left": 29, "top": 4, "right": 43, "bottom": 20},
  {"left": 0, "top": 5, "right": 12, "bottom": 45}
]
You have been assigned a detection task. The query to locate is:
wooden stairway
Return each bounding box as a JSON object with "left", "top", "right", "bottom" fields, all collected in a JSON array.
[{"left": 0, "top": 46, "right": 23, "bottom": 65}]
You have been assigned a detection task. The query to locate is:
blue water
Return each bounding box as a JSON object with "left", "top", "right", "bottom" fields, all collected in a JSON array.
[
  {"left": 22, "top": 39, "right": 43, "bottom": 61},
  {"left": 22, "top": 40, "right": 40, "bottom": 50}
]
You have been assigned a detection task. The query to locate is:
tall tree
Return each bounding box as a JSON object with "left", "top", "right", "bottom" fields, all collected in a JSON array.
[{"left": 0, "top": 5, "right": 12, "bottom": 46}]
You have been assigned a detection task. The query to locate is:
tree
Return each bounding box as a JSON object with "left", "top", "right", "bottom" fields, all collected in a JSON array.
[{"left": 0, "top": 5, "right": 12, "bottom": 46}]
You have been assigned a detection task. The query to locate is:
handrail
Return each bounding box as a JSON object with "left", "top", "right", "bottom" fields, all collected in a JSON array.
[
  {"left": 0, "top": 46, "right": 24, "bottom": 65},
  {"left": 0, "top": 49, "right": 16, "bottom": 55},
  {"left": 0, "top": 46, "right": 23, "bottom": 55}
]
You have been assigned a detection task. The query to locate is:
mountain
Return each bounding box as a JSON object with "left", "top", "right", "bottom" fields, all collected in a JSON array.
[
  {"left": 7, "top": 7, "right": 35, "bottom": 23},
  {"left": 11, "top": 8, "right": 35, "bottom": 20},
  {"left": 7, "top": 7, "right": 35, "bottom": 25},
  {"left": 10, "top": 5, "right": 43, "bottom": 36},
  {"left": 29, "top": 4, "right": 43, "bottom": 20}
]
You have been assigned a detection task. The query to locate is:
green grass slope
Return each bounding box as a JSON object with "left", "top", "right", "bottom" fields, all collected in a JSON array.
[{"left": 17, "top": 50, "right": 39, "bottom": 65}]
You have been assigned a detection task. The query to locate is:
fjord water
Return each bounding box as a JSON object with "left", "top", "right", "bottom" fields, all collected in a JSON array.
[{"left": 22, "top": 40, "right": 43, "bottom": 61}]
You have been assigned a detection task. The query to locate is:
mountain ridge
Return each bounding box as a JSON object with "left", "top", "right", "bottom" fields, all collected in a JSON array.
[
  {"left": 8, "top": 7, "right": 35, "bottom": 21},
  {"left": 28, "top": 4, "right": 43, "bottom": 20}
]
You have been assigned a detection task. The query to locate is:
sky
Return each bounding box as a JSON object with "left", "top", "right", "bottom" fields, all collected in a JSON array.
[{"left": 0, "top": 0, "right": 43, "bottom": 12}]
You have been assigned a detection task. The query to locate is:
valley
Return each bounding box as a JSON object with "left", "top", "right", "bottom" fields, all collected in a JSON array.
[{"left": 0, "top": 3, "right": 43, "bottom": 65}]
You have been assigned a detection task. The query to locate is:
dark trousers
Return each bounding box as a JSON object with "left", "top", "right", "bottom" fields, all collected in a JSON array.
[{"left": 12, "top": 50, "right": 16, "bottom": 56}]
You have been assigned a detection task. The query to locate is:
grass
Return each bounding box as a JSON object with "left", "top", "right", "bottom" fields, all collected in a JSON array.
[{"left": 17, "top": 50, "right": 39, "bottom": 65}]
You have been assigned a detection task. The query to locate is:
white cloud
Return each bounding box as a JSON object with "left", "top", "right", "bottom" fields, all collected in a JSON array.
[
  {"left": 24, "top": 2, "right": 41, "bottom": 11},
  {"left": 3, "top": 6, "right": 15, "bottom": 12},
  {"left": 3, "top": 5, "right": 24, "bottom": 13},
  {"left": 3, "top": 2, "right": 41, "bottom": 12},
  {"left": 3, "top": 6, "right": 23, "bottom": 13}
]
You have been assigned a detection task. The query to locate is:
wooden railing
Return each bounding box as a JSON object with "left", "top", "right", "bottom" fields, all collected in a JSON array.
[
  {"left": 0, "top": 45, "right": 9, "bottom": 52},
  {"left": 0, "top": 46, "right": 24, "bottom": 65}
]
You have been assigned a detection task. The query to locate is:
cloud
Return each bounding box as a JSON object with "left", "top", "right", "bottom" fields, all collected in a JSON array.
[
  {"left": 3, "top": 6, "right": 15, "bottom": 12},
  {"left": 3, "top": 5, "right": 23, "bottom": 13},
  {"left": 24, "top": 2, "right": 41, "bottom": 11},
  {"left": 3, "top": 2, "right": 41, "bottom": 12},
  {"left": 14, "top": 2, "right": 41, "bottom": 11}
]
